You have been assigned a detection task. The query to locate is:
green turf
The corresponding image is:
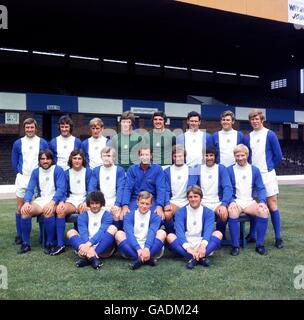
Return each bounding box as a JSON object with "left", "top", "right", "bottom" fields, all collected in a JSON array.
[{"left": 0, "top": 185, "right": 304, "bottom": 300}]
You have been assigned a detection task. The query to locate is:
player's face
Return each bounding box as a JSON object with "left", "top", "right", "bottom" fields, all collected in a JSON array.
[
  {"left": 60, "top": 123, "right": 71, "bottom": 137},
  {"left": 89, "top": 200, "right": 102, "bottom": 213},
  {"left": 137, "top": 197, "right": 152, "bottom": 214},
  {"left": 187, "top": 116, "right": 201, "bottom": 131},
  {"left": 205, "top": 153, "right": 216, "bottom": 167},
  {"left": 72, "top": 154, "right": 83, "bottom": 170},
  {"left": 101, "top": 151, "right": 114, "bottom": 167},
  {"left": 235, "top": 151, "right": 248, "bottom": 167},
  {"left": 221, "top": 116, "right": 234, "bottom": 131},
  {"left": 139, "top": 149, "right": 152, "bottom": 165},
  {"left": 188, "top": 192, "right": 202, "bottom": 209},
  {"left": 121, "top": 119, "right": 132, "bottom": 133},
  {"left": 153, "top": 116, "right": 165, "bottom": 130},
  {"left": 24, "top": 123, "right": 37, "bottom": 138},
  {"left": 39, "top": 155, "right": 53, "bottom": 170},
  {"left": 250, "top": 115, "right": 264, "bottom": 131},
  {"left": 91, "top": 125, "right": 103, "bottom": 138},
  {"left": 173, "top": 152, "right": 185, "bottom": 166}
]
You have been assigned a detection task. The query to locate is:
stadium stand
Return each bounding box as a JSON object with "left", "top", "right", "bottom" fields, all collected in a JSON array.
[
  {"left": 0, "top": 135, "right": 18, "bottom": 184},
  {"left": 276, "top": 140, "right": 304, "bottom": 175}
]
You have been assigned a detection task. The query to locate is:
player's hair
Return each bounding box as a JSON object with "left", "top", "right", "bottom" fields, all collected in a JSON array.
[
  {"left": 248, "top": 109, "right": 265, "bottom": 121},
  {"left": 86, "top": 191, "right": 106, "bottom": 207},
  {"left": 38, "top": 149, "right": 54, "bottom": 163},
  {"left": 101, "top": 146, "right": 116, "bottom": 160},
  {"left": 120, "top": 111, "right": 135, "bottom": 126},
  {"left": 137, "top": 191, "right": 153, "bottom": 203},
  {"left": 220, "top": 110, "right": 235, "bottom": 122},
  {"left": 233, "top": 144, "right": 249, "bottom": 156},
  {"left": 205, "top": 146, "right": 218, "bottom": 157},
  {"left": 68, "top": 149, "right": 86, "bottom": 168},
  {"left": 89, "top": 117, "right": 104, "bottom": 128},
  {"left": 172, "top": 144, "right": 187, "bottom": 157},
  {"left": 138, "top": 144, "right": 152, "bottom": 155},
  {"left": 152, "top": 111, "right": 167, "bottom": 123},
  {"left": 187, "top": 111, "right": 201, "bottom": 121},
  {"left": 186, "top": 185, "right": 203, "bottom": 199},
  {"left": 58, "top": 115, "right": 74, "bottom": 133},
  {"left": 23, "top": 118, "right": 38, "bottom": 129}
]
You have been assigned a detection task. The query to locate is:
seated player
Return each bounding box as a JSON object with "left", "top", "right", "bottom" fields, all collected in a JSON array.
[
  {"left": 197, "top": 146, "right": 232, "bottom": 238},
  {"left": 54, "top": 149, "right": 92, "bottom": 255},
  {"left": 166, "top": 185, "right": 222, "bottom": 269},
  {"left": 227, "top": 144, "right": 269, "bottom": 256},
  {"left": 163, "top": 145, "right": 197, "bottom": 233},
  {"left": 66, "top": 191, "right": 117, "bottom": 270},
  {"left": 115, "top": 191, "right": 166, "bottom": 270},
  {"left": 88, "top": 147, "right": 125, "bottom": 229},
  {"left": 121, "top": 145, "right": 165, "bottom": 219},
  {"left": 19, "top": 149, "right": 66, "bottom": 254}
]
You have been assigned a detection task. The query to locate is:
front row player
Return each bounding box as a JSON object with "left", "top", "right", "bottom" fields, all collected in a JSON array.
[
  {"left": 67, "top": 191, "right": 117, "bottom": 270},
  {"left": 167, "top": 185, "right": 222, "bottom": 270},
  {"left": 19, "top": 149, "right": 66, "bottom": 254},
  {"left": 115, "top": 191, "right": 166, "bottom": 270},
  {"left": 227, "top": 144, "right": 269, "bottom": 256}
]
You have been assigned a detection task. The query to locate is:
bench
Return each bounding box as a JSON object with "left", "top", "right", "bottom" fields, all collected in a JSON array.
[
  {"left": 220, "top": 214, "right": 250, "bottom": 248},
  {"left": 37, "top": 213, "right": 79, "bottom": 247}
]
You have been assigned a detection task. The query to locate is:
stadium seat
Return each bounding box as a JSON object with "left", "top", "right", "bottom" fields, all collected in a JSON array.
[{"left": 37, "top": 213, "right": 79, "bottom": 247}]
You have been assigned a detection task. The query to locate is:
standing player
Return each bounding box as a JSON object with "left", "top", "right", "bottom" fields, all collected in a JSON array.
[
  {"left": 227, "top": 144, "right": 269, "bottom": 256},
  {"left": 54, "top": 149, "right": 92, "bottom": 255},
  {"left": 19, "top": 150, "right": 66, "bottom": 254},
  {"left": 244, "top": 109, "right": 283, "bottom": 248},
  {"left": 88, "top": 147, "right": 125, "bottom": 229},
  {"left": 197, "top": 146, "right": 232, "bottom": 238},
  {"left": 166, "top": 185, "right": 222, "bottom": 269},
  {"left": 176, "top": 111, "right": 213, "bottom": 168},
  {"left": 81, "top": 117, "right": 109, "bottom": 169},
  {"left": 109, "top": 111, "right": 143, "bottom": 171},
  {"left": 67, "top": 191, "right": 117, "bottom": 269},
  {"left": 143, "top": 111, "right": 176, "bottom": 168},
  {"left": 11, "top": 118, "right": 49, "bottom": 244},
  {"left": 212, "top": 110, "right": 244, "bottom": 167},
  {"left": 49, "top": 115, "right": 82, "bottom": 171},
  {"left": 115, "top": 191, "right": 166, "bottom": 270}
]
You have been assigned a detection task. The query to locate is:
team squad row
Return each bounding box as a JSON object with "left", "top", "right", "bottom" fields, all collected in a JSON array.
[{"left": 11, "top": 110, "right": 284, "bottom": 269}]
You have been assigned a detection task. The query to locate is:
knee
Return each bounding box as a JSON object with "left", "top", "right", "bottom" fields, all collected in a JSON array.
[
  {"left": 212, "top": 230, "right": 223, "bottom": 240},
  {"left": 56, "top": 209, "right": 65, "bottom": 218},
  {"left": 67, "top": 229, "right": 78, "bottom": 239},
  {"left": 164, "top": 209, "right": 174, "bottom": 221},
  {"left": 166, "top": 233, "right": 176, "bottom": 244},
  {"left": 228, "top": 204, "right": 239, "bottom": 219},
  {"left": 268, "top": 201, "right": 277, "bottom": 212},
  {"left": 107, "top": 225, "right": 118, "bottom": 235},
  {"left": 156, "top": 229, "right": 167, "bottom": 242},
  {"left": 258, "top": 205, "right": 269, "bottom": 218},
  {"left": 115, "top": 230, "right": 126, "bottom": 243}
]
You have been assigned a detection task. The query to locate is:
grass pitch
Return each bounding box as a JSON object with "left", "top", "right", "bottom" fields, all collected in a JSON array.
[{"left": 0, "top": 185, "right": 304, "bottom": 300}]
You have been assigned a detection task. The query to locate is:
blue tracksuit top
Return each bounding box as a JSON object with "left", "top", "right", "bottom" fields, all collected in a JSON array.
[{"left": 122, "top": 163, "right": 165, "bottom": 207}]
